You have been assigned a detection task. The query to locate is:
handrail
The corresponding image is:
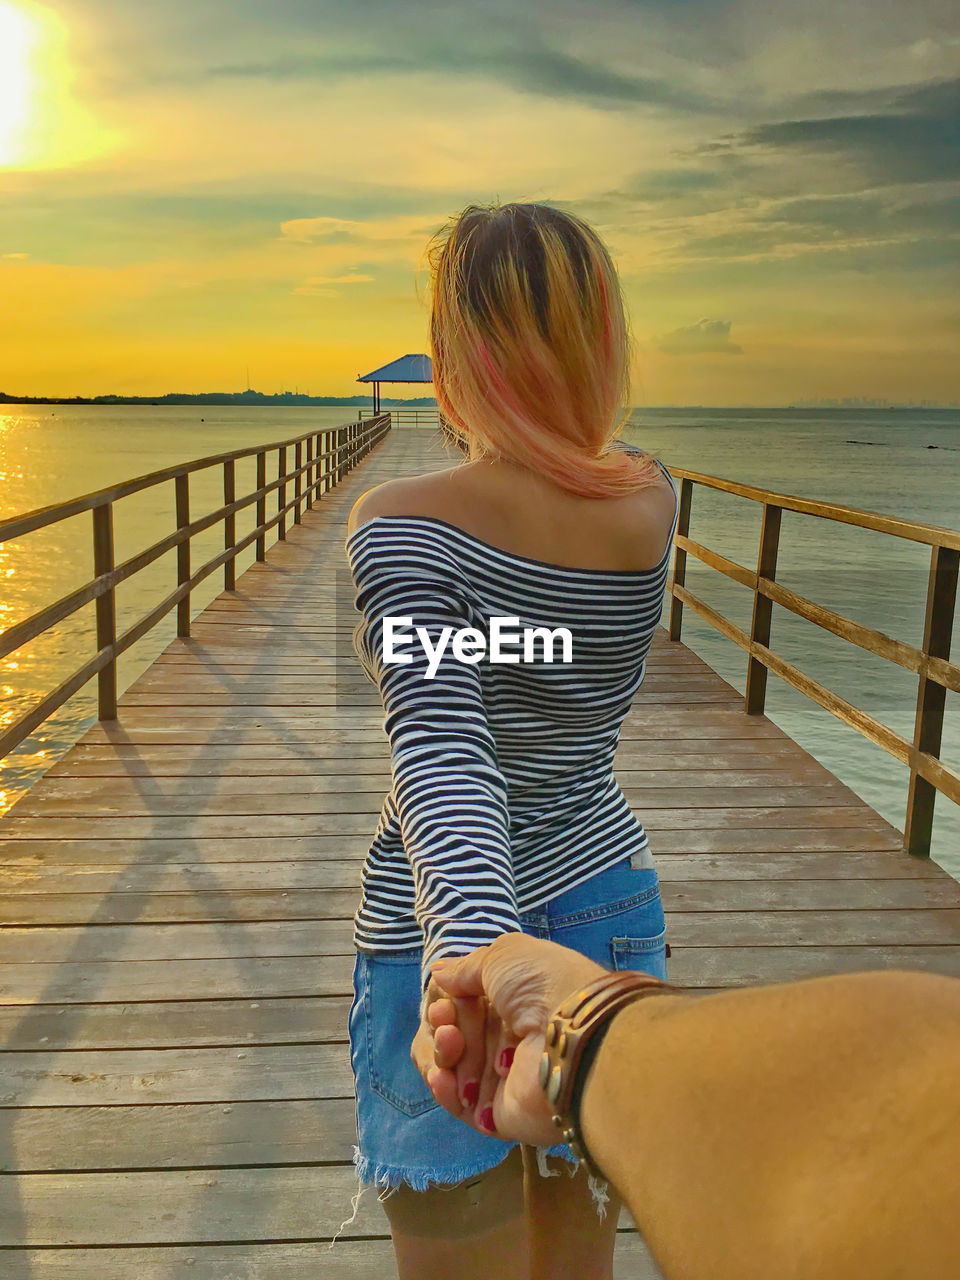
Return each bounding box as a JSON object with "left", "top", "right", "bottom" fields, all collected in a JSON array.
[
  {"left": 666, "top": 466, "right": 959, "bottom": 858},
  {"left": 0, "top": 414, "right": 391, "bottom": 758},
  {"left": 668, "top": 466, "right": 960, "bottom": 552},
  {"left": 384, "top": 407, "right": 446, "bottom": 430}
]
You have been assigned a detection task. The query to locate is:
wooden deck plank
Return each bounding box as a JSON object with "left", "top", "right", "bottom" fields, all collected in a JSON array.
[
  {"left": 44, "top": 742, "right": 806, "bottom": 774},
  {"left": 30, "top": 766, "right": 840, "bottom": 793},
  {"left": 1, "top": 425, "right": 958, "bottom": 1276},
  {"left": 0, "top": 807, "right": 899, "bottom": 840},
  {"left": 0, "top": 997, "right": 349, "bottom": 1051},
  {"left": 9, "top": 784, "right": 867, "bottom": 816},
  {"left": 0, "top": 1238, "right": 661, "bottom": 1280},
  {"left": 3, "top": 1098, "right": 374, "bottom": 1170},
  {"left": 0, "top": 1045, "right": 353, "bottom": 1106}
]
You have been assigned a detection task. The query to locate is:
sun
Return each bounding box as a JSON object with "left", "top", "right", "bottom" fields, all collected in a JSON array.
[
  {"left": 0, "top": 1, "right": 116, "bottom": 169},
  {"left": 0, "top": 1, "right": 40, "bottom": 165}
]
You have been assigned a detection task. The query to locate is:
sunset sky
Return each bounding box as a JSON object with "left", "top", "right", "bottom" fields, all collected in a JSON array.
[{"left": 1, "top": 0, "right": 958, "bottom": 404}]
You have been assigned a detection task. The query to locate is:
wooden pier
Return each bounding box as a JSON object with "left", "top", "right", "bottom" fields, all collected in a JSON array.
[{"left": 1, "top": 423, "right": 959, "bottom": 1278}]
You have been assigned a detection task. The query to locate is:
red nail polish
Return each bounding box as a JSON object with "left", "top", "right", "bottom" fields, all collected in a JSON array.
[
  {"left": 479, "top": 1107, "right": 496, "bottom": 1133},
  {"left": 463, "top": 1080, "right": 479, "bottom": 1108},
  {"left": 499, "top": 1046, "right": 515, "bottom": 1071}
]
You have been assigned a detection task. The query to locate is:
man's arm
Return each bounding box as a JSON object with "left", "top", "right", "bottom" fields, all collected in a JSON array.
[{"left": 581, "top": 970, "right": 960, "bottom": 1280}]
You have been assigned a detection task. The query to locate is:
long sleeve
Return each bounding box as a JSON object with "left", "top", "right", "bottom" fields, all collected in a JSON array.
[{"left": 348, "top": 524, "right": 521, "bottom": 1005}]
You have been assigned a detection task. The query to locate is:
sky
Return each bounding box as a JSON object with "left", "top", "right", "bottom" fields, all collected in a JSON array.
[{"left": 1, "top": 0, "right": 958, "bottom": 404}]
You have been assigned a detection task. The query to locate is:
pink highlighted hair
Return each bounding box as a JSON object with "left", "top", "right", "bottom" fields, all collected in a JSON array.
[{"left": 426, "top": 202, "right": 659, "bottom": 498}]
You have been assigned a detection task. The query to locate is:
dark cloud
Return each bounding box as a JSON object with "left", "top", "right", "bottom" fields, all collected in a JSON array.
[
  {"left": 711, "top": 77, "right": 960, "bottom": 185},
  {"left": 193, "top": 41, "right": 713, "bottom": 112},
  {"left": 762, "top": 191, "right": 960, "bottom": 238},
  {"left": 649, "top": 189, "right": 960, "bottom": 269},
  {"left": 657, "top": 318, "right": 742, "bottom": 354},
  {"left": 605, "top": 167, "right": 730, "bottom": 200}
]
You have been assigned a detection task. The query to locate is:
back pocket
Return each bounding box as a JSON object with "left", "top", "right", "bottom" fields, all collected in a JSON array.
[
  {"left": 363, "top": 954, "right": 440, "bottom": 1118},
  {"left": 610, "top": 930, "right": 668, "bottom": 982},
  {"left": 609, "top": 886, "right": 668, "bottom": 981}
]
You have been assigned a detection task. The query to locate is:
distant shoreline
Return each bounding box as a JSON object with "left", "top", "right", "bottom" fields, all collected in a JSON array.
[
  {"left": 0, "top": 392, "right": 438, "bottom": 408},
  {"left": 2, "top": 394, "right": 957, "bottom": 412}
]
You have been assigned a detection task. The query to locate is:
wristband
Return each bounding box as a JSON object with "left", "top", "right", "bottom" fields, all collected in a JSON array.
[{"left": 538, "top": 970, "right": 679, "bottom": 1180}]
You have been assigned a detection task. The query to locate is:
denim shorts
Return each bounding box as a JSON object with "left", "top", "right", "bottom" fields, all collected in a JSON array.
[{"left": 346, "top": 858, "right": 667, "bottom": 1194}]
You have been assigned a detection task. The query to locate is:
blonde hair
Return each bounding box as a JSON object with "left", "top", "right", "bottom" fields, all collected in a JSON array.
[{"left": 426, "top": 202, "right": 658, "bottom": 498}]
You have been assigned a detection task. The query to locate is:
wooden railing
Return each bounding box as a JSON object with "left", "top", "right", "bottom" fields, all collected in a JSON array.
[
  {"left": 383, "top": 407, "right": 443, "bottom": 429},
  {"left": 666, "top": 468, "right": 960, "bottom": 857},
  {"left": 0, "top": 414, "right": 391, "bottom": 758}
]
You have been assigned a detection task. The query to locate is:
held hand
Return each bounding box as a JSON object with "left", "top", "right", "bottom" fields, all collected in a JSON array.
[
  {"left": 410, "top": 973, "right": 496, "bottom": 1132},
  {"left": 425, "top": 933, "right": 608, "bottom": 1145},
  {"left": 409, "top": 970, "right": 456, "bottom": 1084}
]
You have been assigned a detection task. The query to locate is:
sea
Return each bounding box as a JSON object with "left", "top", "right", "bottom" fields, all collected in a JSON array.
[{"left": 1, "top": 403, "right": 958, "bottom": 875}]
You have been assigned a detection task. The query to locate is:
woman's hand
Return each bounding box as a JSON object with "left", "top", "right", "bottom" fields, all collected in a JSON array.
[
  {"left": 409, "top": 972, "right": 497, "bottom": 1128},
  {"left": 424, "top": 933, "right": 608, "bottom": 1145},
  {"left": 409, "top": 970, "right": 451, "bottom": 1082},
  {"left": 410, "top": 1012, "right": 441, "bottom": 1084}
]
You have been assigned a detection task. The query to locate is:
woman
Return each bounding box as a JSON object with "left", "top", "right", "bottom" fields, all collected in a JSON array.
[{"left": 341, "top": 202, "right": 680, "bottom": 1280}]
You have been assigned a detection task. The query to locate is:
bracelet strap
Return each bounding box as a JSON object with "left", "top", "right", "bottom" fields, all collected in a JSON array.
[{"left": 538, "top": 971, "right": 679, "bottom": 1180}]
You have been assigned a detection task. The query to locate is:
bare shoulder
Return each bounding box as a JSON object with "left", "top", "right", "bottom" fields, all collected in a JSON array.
[
  {"left": 595, "top": 458, "right": 676, "bottom": 529},
  {"left": 346, "top": 468, "right": 461, "bottom": 537},
  {"left": 587, "top": 459, "right": 678, "bottom": 567}
]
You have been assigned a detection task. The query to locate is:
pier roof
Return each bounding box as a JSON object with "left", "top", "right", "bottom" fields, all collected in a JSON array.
[{"left": 356, "top": 353, "right": 432, "bottom": 383}]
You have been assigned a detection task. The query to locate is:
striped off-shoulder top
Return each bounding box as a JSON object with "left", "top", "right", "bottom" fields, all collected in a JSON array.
[{"left": 345, "top": 454, "right": 680, "bottom": 999}]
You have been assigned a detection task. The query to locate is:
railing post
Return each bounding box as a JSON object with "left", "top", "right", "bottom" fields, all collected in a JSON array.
[
  {"left": 322, "top": 431, "right": 329, "bottom": 494},
  {"left": 294, "top": 441, "right": 303, "bottom": 524},
  {"left": 668, "top": 477, "right": 693, "bottom": 641},
  {"left": 744, "top": 503, "right": 782, "bottom": 715},
  {"left": 305, "top": 434, "right": 315, "bottom": 510},
  {"left": 255, "top": 451, "right": 267, "bottom": 561},
  {"left": 905, "top": 545, "right": 959, "bottom": 856},
  {"left": 336, "top": 427, "right": 346, "bottom": 484},
  {"left": 223, "top": 460, "right": 236, "bottom": 591},
  {"left": 278, "top": 446, "right": 288, "bottom": 540},
  {"left": 175, "top": 474, "right": 191, "bottom": 638},
  {"left": 92, "top": 504, "right": 117, "bottom": 720}
]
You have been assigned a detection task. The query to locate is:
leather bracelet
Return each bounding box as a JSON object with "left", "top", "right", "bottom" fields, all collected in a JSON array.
[{"left": 538, "top": 970, "right": 680, "bottom": 1180}]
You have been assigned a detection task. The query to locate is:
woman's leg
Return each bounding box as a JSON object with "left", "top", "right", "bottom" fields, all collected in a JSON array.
[
  {"left": 383, "top": 1145, "right": 530, "bottom": 1280},
  {"left": 521, "top": 1147, "right": 622, "bottom": 1280},
  {"left": 512, "top": 858, "right": 662, "bottom": 1278}
]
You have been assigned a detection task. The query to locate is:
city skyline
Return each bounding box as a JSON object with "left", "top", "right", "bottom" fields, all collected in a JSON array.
[{"left": 1, "top": 0, "right": 959, "bottom": 404}]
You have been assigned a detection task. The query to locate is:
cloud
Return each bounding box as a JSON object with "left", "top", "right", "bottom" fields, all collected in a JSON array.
[
  {"left": 292, "top": 272, "right": 374, "bottom": 295},
  {"left": 708, "top": 76, "right": 960, "bottom": 185},
  {"left": 301, "top": 273, "right": 373, "bottom": 284},
  {"left": 1, "top": 253, "right": 29, "bottom": 260},
  {"left": 762, "top": 191, "right": 960, "bottom": 239},
  {"left": 657, "top": 318, "right": 742, "bottom": 355},
  {"left": 199, "top": 42, "right": 712, "bottom": 112},
  {"left": 279, "top": 214, "right": 441, "bottom": 245}
]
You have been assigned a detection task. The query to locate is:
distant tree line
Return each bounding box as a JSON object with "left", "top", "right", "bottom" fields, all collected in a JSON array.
[{"left": 0, "top": 390, "right": 438, "bottom": 407}]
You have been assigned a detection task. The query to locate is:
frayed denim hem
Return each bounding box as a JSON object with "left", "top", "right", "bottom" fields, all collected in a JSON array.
[
  {"left": 327, "top": 1143, "right": 518, "bottom": 1249},
  {"left": 534, "top": 1143, "right": 611, "bottom": 1220},
  {"left": 328, "top": 1140, "right": 610, "bottom": 1247},
  {"left": 353, "top": 1140, "right": 519, "bottom": 1194}
]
